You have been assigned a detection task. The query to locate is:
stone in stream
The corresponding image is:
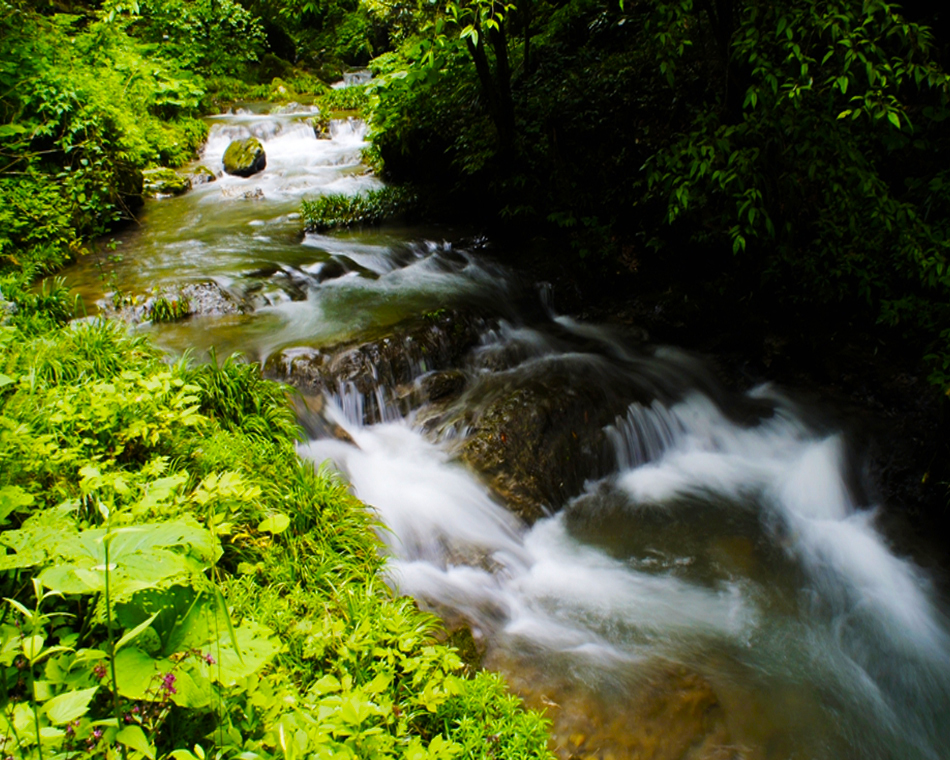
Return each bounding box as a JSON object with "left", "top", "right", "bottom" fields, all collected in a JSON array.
[
  {"left": 264, "top": 310, "right": 491, "bottom": 425},
  {"left": 450, "top": 378, "right": 616, "bottom": 523},
  {"left": 94, "top": 280, "right": 249, "bottom": 325},
  {"left": 222, "top": 137, "right": 267, "bottom": 177},
  {"left": 143, "top": 168, "right": 191, "bottom": 198},
  {"left": 190, "top": 165, "right": 217, "bottom": 185},
  {"left": 292, "top": 392, "right": 356, "bottom": 446}
]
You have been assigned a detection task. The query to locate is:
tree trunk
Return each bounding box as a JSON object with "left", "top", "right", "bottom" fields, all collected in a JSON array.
[{"left": 465, "top": 26, "right": 516, "bottom": 156}]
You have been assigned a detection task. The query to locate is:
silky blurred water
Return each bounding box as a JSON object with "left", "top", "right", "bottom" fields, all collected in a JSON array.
[{"left": 63, "top": 105, "right": 950, "bottom": 760}]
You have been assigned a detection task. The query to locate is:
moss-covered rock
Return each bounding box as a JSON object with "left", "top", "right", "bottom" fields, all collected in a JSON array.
[
  {"left": 259, "top": 52, "right": 293, "bottom": 82},
  {"left": 142, "top": 167, "right": 191, "bottom": 197},
  {"left": 222, "top": 137, "right": 267, "bottom": 177},
  {"left": 190, "top": 165, "right": 217, "bottom": 185}
]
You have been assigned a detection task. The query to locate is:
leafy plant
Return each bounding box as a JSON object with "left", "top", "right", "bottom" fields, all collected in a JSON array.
[
  {"left": 148, "top": 296, "right": 190, "bottom": 323},
  {"left": 0, "top": 316, "right": 555, "bottom": 760},
  {"left": 302, "top": 186, "right": 419, "bottom": 230}
]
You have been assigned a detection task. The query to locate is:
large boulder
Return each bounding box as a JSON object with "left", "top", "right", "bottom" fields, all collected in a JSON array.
[
  {"left": 143, "top": 168, "right": 191, "bottom": 198},
  {"left": 451, "top": 377, "right": 614, "bottom": 523},
  {"left": 222, "top": 138, "right": 266, "bottom": 177}
]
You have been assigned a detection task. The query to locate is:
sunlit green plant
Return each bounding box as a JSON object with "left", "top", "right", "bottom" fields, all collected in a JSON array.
[{"left": 301, "top": 187, "right": 419, "bottom": 231}]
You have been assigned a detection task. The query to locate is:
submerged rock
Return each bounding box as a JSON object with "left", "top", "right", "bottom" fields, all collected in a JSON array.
[
  {"left": 502, "top": 660, "right": 743, "bottom": 760},
  {"left": 143, "top": 168, "right": 191, "bottom": 198},
  {"left": 190, "top": 165, "right": 217, "bottom": 185},
  {"left": 95, "top": 281, "right": 249, "bottom": 325},
  {"left": 222, "top": 137, "right": 267, "bottom": 177}
]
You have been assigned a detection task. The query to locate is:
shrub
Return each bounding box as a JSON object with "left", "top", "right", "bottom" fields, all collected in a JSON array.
[{"left": 301, "top": 186, "right": 419, "bottom": 231}]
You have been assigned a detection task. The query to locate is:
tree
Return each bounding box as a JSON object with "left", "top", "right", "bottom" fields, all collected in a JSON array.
[{"left": 644, "top": 0, "right": 950, "bottom": 346}]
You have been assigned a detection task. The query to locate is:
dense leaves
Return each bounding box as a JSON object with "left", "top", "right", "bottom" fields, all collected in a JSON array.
[
  {"left": 0, "top": 317, "right": 554, "bottom": 760},
  {"left": 368, "top": 0, "right": 950, "bottom": 385}
]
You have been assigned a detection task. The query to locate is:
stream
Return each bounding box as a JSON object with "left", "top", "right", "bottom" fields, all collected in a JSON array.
[{"left": 64, "top": 104, "right": 950, "bottom": 760}]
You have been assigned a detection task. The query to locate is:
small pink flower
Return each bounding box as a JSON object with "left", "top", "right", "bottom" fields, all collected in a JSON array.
[
  {"left": 161, "top": 672, "right": 177, "bottom": 695},
  {"left": 203, "top": 652, "right": 215, "bottom": 665}
]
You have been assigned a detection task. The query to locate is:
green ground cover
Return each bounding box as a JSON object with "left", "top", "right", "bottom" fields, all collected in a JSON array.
[{"left": 0, "top": 3, "right": 553, "bottom": 758}]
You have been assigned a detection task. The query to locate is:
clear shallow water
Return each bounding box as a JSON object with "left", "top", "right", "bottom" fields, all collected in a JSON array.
[{"left": 63, "top": 106, "right": 950, "bottom": 759}]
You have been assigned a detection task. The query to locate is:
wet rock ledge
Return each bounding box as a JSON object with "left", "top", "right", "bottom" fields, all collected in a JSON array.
[{"left": 263, "top": 309, "right": 491, "bottom": 425}]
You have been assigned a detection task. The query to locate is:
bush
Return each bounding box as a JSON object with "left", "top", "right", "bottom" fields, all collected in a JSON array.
[{"left": 316, "top": 82, "right": 372, "bottom": 112}]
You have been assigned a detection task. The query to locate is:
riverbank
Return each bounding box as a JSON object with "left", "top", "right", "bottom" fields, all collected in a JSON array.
[{"left": 0, "top": 13, "right": 556, "bottom": 754}]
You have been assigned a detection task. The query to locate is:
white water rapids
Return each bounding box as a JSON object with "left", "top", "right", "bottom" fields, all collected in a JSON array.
[
  {"left": 302, "top": 342, "right": 950, "bottom": 760},
  {"left": 65, "top": 104, "right": 950, "bottom": 759}
]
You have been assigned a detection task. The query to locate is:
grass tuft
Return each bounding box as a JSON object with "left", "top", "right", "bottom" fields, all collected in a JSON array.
[{"left": 302, "top": 187, "right": 418, "bottom": 232}]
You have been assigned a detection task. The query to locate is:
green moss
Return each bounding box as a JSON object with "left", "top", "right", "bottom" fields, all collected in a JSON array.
[
  {"left": 222, "top": 137, "right": 266, "bottom": 177},
  {"left": 143, "top": 168, "right": 192, "bottom": 197}
]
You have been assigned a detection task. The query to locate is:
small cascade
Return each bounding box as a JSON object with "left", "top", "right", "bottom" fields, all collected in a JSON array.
[
  {"left": 332, "top": 69, "right": 373, "bottom": 88},
  {"left": 605, "top": 399, "right": 685, "bottom": 469}
]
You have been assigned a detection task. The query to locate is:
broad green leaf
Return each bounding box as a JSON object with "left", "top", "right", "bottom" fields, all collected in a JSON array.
[
  {"left": 0, "top": 124, "right": 29, "bottom": 138},
  {"left": 23, "top": 635, "right": 44, "bottom": 661},
  {"left": 113, "top": 647, "right": 212, "bottom": 709},
  {"left": 116, "top": 585, "right": 200, "bottom": 656},
  {"left": 116, "top": 611, "right": 160, "bottom": 652},
  {"left": 0, "top": 485, "right": 32, "bottom": 525},
  {"left": 257, "top": 514, "right": 290, "bottom": 535},
  {"left": 116, "top": 724, "right": 155, "bottom": 759},
  {"left": 0, "top": 546, "right": 44, "bottom": 571},
  {"left": 207, "top": 620, "right": 279, "bottom": 685},
  {"left": 364, "top": 672, "right": 390, "bottom": 694},
  {"left": 37, "top": 519, "right": 217, "bottom": 601},
  {"left": 168, "top": 752, "right": 200, "bottom": 760},
  {"left": 313, "top": 674, "right": 342, "bottom": 695},
  {"left": 44, "top": 686, "right": 98, "bottom": 724}
]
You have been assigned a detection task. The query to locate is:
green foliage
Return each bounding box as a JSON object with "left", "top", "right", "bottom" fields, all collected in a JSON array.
[
  {"left": 0, "top": 4, "right": 550, "bottom": 758},
  {"left": 149, "top": 296, "right": 190, "bottom": 323},
  {"left": 302, "top": 186, "right": 419, "bottom": 230},
  {"left": 0, "top": 1, "right": 209, "bottom": 281},
  {"left": 318, "top": 83, "right": 373, "bottom": 112},
  {"left": 135, "top": 0, "right": 266, "bottom": 76},
  {"left": 643, "top": 0, "right": 950, "bottom": 364},
  {"left": 370, "top": 40, "right": 498, "bottom": 186},
  {"left": 0, "top": 315, "right": 553, "bottom": 760},
  {"left": 371, "top": 0, "right": 950, "bottom": 383},
  {"left": 184, "top": 353, "right": 301, "bottom": 443}
]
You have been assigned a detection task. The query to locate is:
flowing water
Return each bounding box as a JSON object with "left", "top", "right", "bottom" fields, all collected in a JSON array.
[{"left": 65, "top": 106, "right": 950, "bottom": 760}]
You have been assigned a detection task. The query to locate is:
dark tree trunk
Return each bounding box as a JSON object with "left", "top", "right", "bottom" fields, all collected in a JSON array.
[{"left": 466, "top": 25, "right": 516, "bottom": 156}]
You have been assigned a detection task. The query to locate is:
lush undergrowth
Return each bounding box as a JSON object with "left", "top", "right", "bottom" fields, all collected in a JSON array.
[
  {"left": 0, "top": 1, "right": 218, "bottom": 286},
  {"left": 0, "top": 3, "right": 554, "bottom": 757},
  {"left": 0, "top": 297, "right": 554, "bottom": 759}
]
